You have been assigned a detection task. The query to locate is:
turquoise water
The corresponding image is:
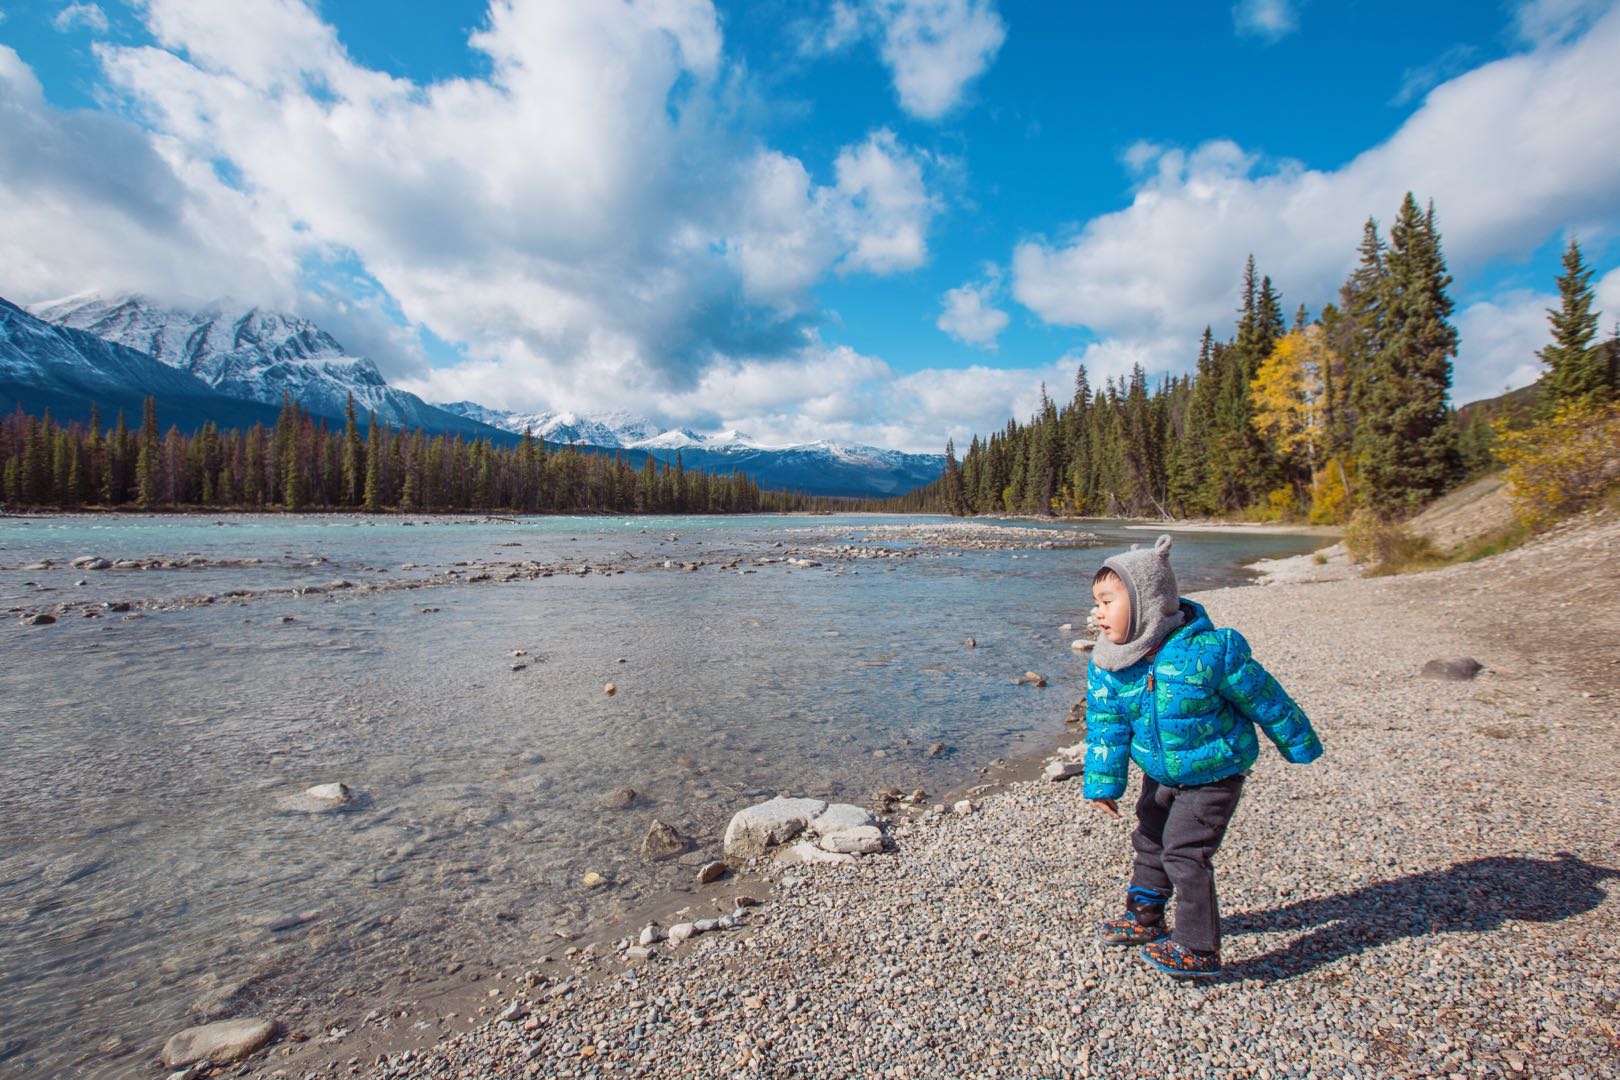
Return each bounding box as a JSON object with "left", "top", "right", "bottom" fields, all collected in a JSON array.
[{"left": 0, "top": 513, "right": 1321, "bottom": 1077}]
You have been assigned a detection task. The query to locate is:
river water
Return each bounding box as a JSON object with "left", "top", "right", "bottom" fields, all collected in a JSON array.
[{"left": 0, "top": 513, "right": 1321, "bottom": 1077}]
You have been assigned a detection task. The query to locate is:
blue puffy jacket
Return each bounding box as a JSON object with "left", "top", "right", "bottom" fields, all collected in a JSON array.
[{"left": 1082, "top": 599, "right": 1322, "bottom": 800}]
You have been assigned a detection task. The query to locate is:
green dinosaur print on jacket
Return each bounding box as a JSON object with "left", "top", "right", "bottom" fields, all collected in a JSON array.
[{"left": 1082, "top": 599, "right": 1323, "bottom": 799}]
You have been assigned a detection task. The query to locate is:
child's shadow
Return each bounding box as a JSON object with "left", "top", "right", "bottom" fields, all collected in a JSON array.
[{"left": 1220, "top": 853, "right": 1617, "bottom": 982}]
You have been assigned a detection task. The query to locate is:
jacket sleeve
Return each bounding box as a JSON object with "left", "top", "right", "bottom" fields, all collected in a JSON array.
[
  {"left": 1082, "top": 666, "right": 1133, "bottom": 799},
  {"left": 1218, "top": 629, "right": 1323, "bottom": 765}
]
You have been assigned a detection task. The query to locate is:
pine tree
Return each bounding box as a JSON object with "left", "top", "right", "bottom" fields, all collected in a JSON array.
[
  {"left": 362, "top": 412, "right": 381, "bottom": 511},
  {"left": 1538, "top": 237, "right": 1607, "bottom": 409},
  {"left": 1356, "top": 194, "right": 1460, "bottom": 515},
  {"left": 136, "top": 397, "right": 160, "bottom": 509},
  {"left": 342, "top": 394, "right": 364, "bottom": 506},
  {"left": 941, "top": 437, "right": 966, "bottom": 516}
]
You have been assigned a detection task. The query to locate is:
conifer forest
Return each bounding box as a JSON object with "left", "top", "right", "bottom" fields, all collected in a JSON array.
[
  {"left": 0, "top": 394, "right": 792, "bottom": 515},
  {"left": 932, "top": 194, "right": 1618, "bottom": 522}
]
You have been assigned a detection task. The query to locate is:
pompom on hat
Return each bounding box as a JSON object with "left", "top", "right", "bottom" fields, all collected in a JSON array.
[{"left": 1091, "top": 533, "right": 1185, "bottom": 671}]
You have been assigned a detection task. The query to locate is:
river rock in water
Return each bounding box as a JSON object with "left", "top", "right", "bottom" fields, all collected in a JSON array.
[
  {"left": 722, "top": 797, "right": 828, "bottom": 859},
  {"left": 641, "top": 819, "right": 687, "bottom": 860},
  {"left": 161, "top": 1018, "right": 279, "bottom": 1067},
  {"left": 275, "top": 783, "right": 354, "bottom": 814}
]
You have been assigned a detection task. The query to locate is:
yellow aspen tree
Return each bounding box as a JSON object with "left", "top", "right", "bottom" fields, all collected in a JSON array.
[{"left": 1250, "top": 326, "right": 1331, "bottom": 503}]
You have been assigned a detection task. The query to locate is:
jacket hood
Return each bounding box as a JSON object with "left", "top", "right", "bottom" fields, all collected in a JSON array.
[{"left": 1091, "top": 533, "right": 1186, "bottom": 671}]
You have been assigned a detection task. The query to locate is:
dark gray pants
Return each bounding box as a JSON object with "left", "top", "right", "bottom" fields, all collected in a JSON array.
[{"left": 1129, "top": 774, "right": 1245, "bottom": 953}]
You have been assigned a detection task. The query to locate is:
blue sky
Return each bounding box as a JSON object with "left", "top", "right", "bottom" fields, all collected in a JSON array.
[{"left": 2, "top": 0, "right": 1618, "bottom": 451}]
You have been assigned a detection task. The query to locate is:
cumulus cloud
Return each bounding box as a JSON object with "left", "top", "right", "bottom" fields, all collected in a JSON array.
[
  {"left": 1232, "top": 0, "right": 1298, "bottom": 43},
  {"left": 1390, "top": 44, "right": 1477, "bottom": 107},
  {"left": 726, "top": 130, "right": 936, "bottom": 310},
  {"left": 874, "top": 0, "right": 1006, "bottom": 119},
  {"left": 52, "top": 2, "right": 109, "bottom": 34},
  {"left": 1513, "top": 0, "right": 1614, "bottom": 44},
  {"left": 1453, "top": 291, "right": 1555, "bottom": 405},
  {"left": 937, "top": 267, "right": 1008, "bottom": 348},
  {"left": 1596, "top": 265, "right": 1620, "bottom": 331},
  {"left": 0, "top": 0, "right": 947, "bottom": 428},
  {"left": 831, "top": 128, "right": 936, "bottom": 272},
  {"left": 804, "top": 0, "right": 1005, "bottom": 120},
  {"left": 0, "top": 44, "right": 301, "bottom": 306},
  {"left": 1013, "top": 5, "right": 1620, "bottom": 402}
]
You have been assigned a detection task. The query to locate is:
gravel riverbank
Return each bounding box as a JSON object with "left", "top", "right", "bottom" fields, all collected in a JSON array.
[{"left": 301, "top": 515, "right": 1620, "bottom": 1078}]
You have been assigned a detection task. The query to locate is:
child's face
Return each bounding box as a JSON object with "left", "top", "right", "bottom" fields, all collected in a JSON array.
[{"left": 1091, "top": 574, "right": 1130, "bottom": 645}]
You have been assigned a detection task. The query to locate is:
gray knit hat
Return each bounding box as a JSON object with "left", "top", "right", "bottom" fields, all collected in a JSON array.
[{"left": 1091, "top": 533, "right": 1185, "bottom": 671}]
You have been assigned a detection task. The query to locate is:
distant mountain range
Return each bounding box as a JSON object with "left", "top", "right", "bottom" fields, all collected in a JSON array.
[
  {"left": 438, "top": 402, "right": 946, "bottom": 497},
  {"left": 3, "top": 292, "right": 944, "bottom": 498},
  {"left": 1, "top": 297, "right": 281, "bottom": 432},
  {"left": 32, "top": 293, "right": 495, "bottom": 438}
]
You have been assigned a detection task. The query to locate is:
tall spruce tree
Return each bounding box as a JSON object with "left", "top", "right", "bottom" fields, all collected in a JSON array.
[
  {"left": 941, "top": 438, "right": 967, "bottom": 516},
  {"left": 136, "top": 397, "right": 160, "bottom": 509},
  {"left": 1356, "top": 194, "right": 1459, "bottom": 515},
  {"left": 1538, "top": 237, "right": 1608, "bottom": 408}
]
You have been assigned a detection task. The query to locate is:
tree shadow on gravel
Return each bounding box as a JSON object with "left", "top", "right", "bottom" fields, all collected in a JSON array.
[{"left": 1218, "top": 853, "right": 1618, "bottom": 983}]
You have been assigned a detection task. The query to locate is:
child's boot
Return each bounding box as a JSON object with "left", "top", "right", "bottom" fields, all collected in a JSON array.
[
  {"left": 1141, "top": 939, "right": 1222, "bottom": 978},
  {"left": 1095, "top": 886, "right": 1170, "bottom": 945}
]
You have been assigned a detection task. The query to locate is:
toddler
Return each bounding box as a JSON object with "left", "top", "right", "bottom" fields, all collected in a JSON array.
[{"left": 1084, "top": 534, "right": 1322, "bottom": 977}]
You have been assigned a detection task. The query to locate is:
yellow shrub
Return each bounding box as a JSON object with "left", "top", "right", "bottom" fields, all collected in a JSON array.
[
  {"left": 1493, "top": 400, "right": 1620, "bottom": 531},
  {"left": 1263, "top": 486, "right": 1296, "bottom": 521},
  {"left": 1307, "top": 456, "right": 1355, "bottom": 524}
]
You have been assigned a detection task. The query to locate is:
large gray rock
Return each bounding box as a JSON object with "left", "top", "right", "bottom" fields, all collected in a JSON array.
[
  {"left": 1420, "top": 657, "right": 1484, "bottom": 681},
  {"left": 161, "top": 1018, "right": 278, "bottom": 1067},
  {"left": 805, "top": 802, "right": 877, "bottom": 838},
  {"left": 723, "top": 797, "right": 827, "bottom": 859}
]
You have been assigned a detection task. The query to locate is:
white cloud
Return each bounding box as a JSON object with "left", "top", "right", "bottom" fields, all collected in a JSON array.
[
  {"left": 812, "top": 0, "right": 866, "bottom": 52},
  {"left": 1513, "top": 0, "right": 1613, "bottom": 44},
  {"left": 831, "top": 128, "right": 936, "bottom": 273},
  {"left": 1453, "top": 291, "right": 1554, "bottom": 405},
  {"left": 937, "top": 268, "right": 1008, "bottom": 348},
  {"left": 1012, "top": 5, "right": 1620, "bottom": 401},
  {"left": 727, "top": 130, "right": 937, "bottom": 308},
  {"left": 726, "top": 151, "right": 842, "bottom": 309},
  {"left": 0, "top": 44, "right": 302, "bottom": 306},
  {"left": 803, "top": 0, "right": 1005, "bottom": 120},
  {"left": 874, "top": 0, "right": 1006, "bottom": 119},
  {"left": 1596, "top": 265, "right": 1620, "bottom": 333},
  {"left": 1390, "top": 44, "right": 1477, "bottom": 107},
  {"left": 52, "top": 2, "right": 109, "bottom": 34},
  {"left": 1232, "top": 0, "right": 1298, "bottom": 43}
]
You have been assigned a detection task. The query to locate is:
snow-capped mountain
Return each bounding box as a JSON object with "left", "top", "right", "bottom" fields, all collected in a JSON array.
[
  {"left": 437, "top": 403, "right": 663, "bottom": 448},
  {"left": 31, "top": 294, "right": 498, "bottom": 438},
  {"left": 1, "top": 297, "right": 281, "bottom": 430},
  {"left": 437, "top": 402, "right": 945, "bottom": 497},
  {"left": 14, "top": 291, "right": 944, "bottom": 497}
]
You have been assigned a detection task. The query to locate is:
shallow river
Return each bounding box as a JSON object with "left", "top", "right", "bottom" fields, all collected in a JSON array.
[{"left": 0, "top": 513, "right": 1320, "bottom": 1077}]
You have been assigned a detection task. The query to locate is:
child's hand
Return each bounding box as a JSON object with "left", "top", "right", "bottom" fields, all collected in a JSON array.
[{"left": 1089, "top": 797, "right": 1120, "bottom": 819}]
